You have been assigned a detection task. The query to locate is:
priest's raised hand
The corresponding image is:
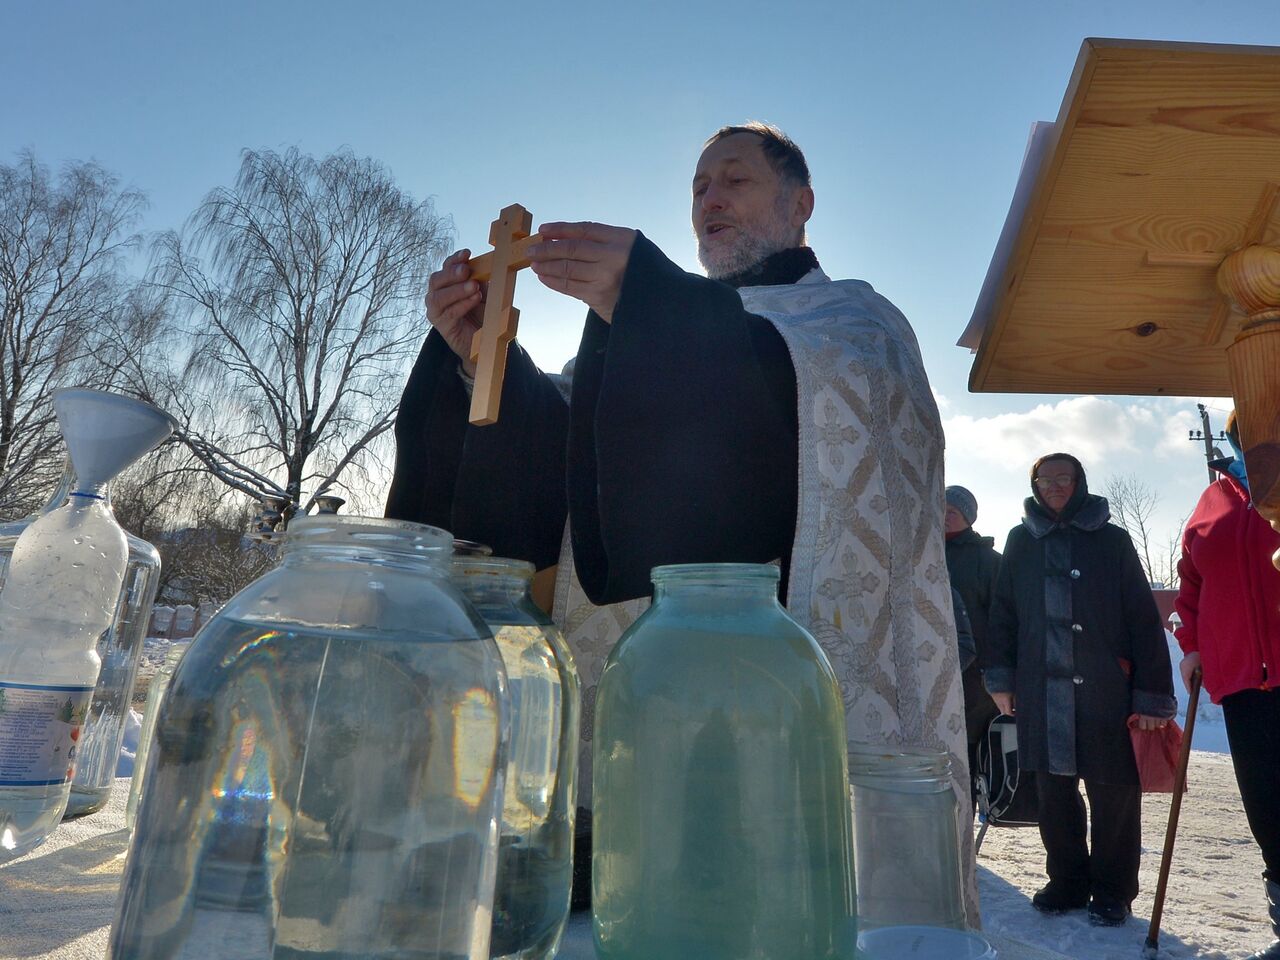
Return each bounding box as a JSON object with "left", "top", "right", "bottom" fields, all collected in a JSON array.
[
  {"left": 527, "top": 222, "right": 637, "bottom": 323},
  {"left": 423, "top": 248, "right": 485, "bottom": 377}
]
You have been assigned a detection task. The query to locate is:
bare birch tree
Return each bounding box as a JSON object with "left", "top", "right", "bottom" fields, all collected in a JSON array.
[
  {"left": 150, "top": 148, "right": 451, "bottom": 523},
  {"left": 0, "top": 151, "right": 146, "bottom": 515},
  {"left": 1104, "top": 472, "right": 1184, "bottom": 588}
]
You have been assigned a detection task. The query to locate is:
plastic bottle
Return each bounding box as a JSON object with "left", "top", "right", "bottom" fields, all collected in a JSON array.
[
  {"left": 0, "top": 390, "right": 172, "bottom": 858},
  {"left": 0, "top": 462, "right": 164, "bottom": 820},
  {"left": 109, "top": 516, "right": 509, "bottom": 960},
  {"left": 453, "top": 556, "right": 580, "bottom": 960},
  {"left": 125, "top": 641, "right": 190, "bottom": 830},
  {"left": 592, "top": 563, "right": 856, "bottom": 960}
]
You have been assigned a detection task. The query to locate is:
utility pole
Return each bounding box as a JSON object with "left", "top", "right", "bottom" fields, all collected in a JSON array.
[{"left": 1188, "top": 403, "right": 1226, "bottom": 484}]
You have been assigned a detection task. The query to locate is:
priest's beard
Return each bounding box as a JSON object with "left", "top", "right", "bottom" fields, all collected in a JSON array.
[{"left": 696, "top": 194, "right": 800, "bottom": 280}]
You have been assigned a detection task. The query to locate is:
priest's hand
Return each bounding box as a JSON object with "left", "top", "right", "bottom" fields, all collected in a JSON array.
[
  {"left": 528, "top": 222, "right": 636, "bottom": 323},
  {"left": 991, "top": 692, "right": 1015, "bottom": 717},
  {"left": 425, "top": 249, "right": 483, "bottom": 377}
]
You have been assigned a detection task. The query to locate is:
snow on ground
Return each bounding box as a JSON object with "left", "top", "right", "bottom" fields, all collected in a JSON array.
[
  {"left": 974, "top": 635, "right": 1255, "bottom": 960},
  {"left": 978, "top": 750, "right": 1268, "bottom": 960}
]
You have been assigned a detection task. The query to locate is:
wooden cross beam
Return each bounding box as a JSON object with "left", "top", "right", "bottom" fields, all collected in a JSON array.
[{"left": 467, "top": 204, "right": 542, "bottom": 425}]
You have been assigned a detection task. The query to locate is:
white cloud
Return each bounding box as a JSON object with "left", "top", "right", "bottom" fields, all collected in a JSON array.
[
  {"left": 940, "top": 395, "right": 1230, "bottom": 553},
  {"left": 942, "top": 396, "right": 1226, "bottom": 472}
]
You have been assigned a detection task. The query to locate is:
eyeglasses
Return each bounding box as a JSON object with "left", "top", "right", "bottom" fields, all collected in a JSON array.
[{"left": 1033, "top": 476, "right": 1075, "bottom": 489}]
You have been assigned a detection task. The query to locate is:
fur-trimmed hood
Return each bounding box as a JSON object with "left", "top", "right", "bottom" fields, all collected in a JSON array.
[{"left": 1021, "top": 493, "right": 1111, "bottom": 538}]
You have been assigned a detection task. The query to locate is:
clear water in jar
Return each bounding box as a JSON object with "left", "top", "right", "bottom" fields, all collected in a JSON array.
[
  {"left": 488, "top": 624, "right": 575, "bottom": 960},
  {"left": 109, "top": 616, "right": 505, "bottom": 960}
]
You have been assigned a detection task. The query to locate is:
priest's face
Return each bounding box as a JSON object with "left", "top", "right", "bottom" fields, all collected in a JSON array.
[{"left": 692, "top": 133, "right": 814, "bottom": 279}]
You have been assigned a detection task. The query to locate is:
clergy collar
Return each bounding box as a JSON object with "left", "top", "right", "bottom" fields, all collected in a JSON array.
[{"left": 720, "top": 247, "right": 820, "bottom": 289}]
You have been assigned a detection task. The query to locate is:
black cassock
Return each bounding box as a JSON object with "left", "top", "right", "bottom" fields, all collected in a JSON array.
[{"left": 384, "top": 235, "right": 811, "bottom": 604}]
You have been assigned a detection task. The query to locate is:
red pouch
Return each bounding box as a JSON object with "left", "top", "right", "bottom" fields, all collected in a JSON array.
[{"left": 1127, "top": 714, "right": 1186, "bottom": 793}]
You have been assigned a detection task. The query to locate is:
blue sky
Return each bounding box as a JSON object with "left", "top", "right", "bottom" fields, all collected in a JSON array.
[{"left": 5, "top": 0, "right": 1268, "bottom": 561}]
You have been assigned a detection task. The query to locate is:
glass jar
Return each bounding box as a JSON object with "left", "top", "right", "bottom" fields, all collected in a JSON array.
[
  {"left": 108, "top": 517, "right": 509, "bottom": 960},
  {"left": 848, "top": 746, "right": 966, "bottom": 930},
  {"left": 453, "top": 556, "right": 580, "bottom": 960},
  {"left": 0, "top": 463, "right": 163, "bottom": 819},
  {"left": 125, "top": 641, "right": 191, "bottom": 830},
  {"left": 64, "top": 532, "right": 161, "bottom": 817},
  {"left": 592, "top": 563, "right": 855, "bottom": 960}
]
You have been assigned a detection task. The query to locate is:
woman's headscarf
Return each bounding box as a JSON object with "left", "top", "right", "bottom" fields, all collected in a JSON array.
[{"left": 1029, "top": 452, "right": 1089, "bottom": 521}]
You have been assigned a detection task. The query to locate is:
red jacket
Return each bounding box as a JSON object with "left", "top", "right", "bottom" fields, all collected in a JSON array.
[{"left": 1175, "top": 472, "right": 1280, "bottom": 703}]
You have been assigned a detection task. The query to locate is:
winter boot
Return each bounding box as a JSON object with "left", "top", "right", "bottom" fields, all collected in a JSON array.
[
  {"left": 1031, "top": 880, "right": 1089, "bottom": 914},
  {"left": 1252, "top": 878, "right": 1280, "bottom": 960}
]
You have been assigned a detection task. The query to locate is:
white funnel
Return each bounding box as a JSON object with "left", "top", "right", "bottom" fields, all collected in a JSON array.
[{"left": 52, "top": 389, "right": 175, "bottom": 488}]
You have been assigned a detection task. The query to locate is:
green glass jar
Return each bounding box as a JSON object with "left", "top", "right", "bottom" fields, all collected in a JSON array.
[
  {"left": 453, "top": 556, "right": 581, "bottom": 960},
  {"left": 592, "top": 563, "right": 855, "bottom": 960}
]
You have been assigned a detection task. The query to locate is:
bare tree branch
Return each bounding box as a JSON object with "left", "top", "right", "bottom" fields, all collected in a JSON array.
[
  {"left": 0, "top": 150, "right": 148, "bottom": 516},
  {"left": 1103, "top": 473, "right": 1185, "bottom": 589},
  {"left": 150, "top": 148, "right": 451, "bottom": 522}
]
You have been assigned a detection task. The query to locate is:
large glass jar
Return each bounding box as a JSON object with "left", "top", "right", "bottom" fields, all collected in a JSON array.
[
  {"left": 592, "top": 563, "right": 855, "bottom": 960},
  {"left": 453, "top": 556, "right": 580, "bottom": 960},
  {"left": 0, "top": 463, "right": 163, "bottom": 820},
  {"left": 108, "top": 517, "right": 509, "bottom": 960},
  {"left": 125, "top": 640, "right": 191, "bottom": 830},
  {"left": 848, "top": 746, "right": 966, "bottom": 931}
]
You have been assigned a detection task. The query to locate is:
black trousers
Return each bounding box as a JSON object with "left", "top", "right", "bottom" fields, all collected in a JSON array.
[
  {"left": 1222, "top": 687, "right": 1280, "bottom": 882},
  {"left": 1036, "top": 771, "right": 1142, "bottom": 904}
]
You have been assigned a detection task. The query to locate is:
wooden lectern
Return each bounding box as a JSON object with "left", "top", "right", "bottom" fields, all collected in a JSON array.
[{"left": 963, "top": 38, "right": 1280, "bottom": 566}]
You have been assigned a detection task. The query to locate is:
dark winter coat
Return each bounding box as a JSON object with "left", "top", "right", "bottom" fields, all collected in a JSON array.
[
  {"left": 985, "top": 494, "right": 1176, "bottom": 784},
  {"left": 946, "top": 528, "right": 1001, "bottom": 726},
  {"left": 1175, "top": 466, "right": 1280, "bottom": 703},
  {"left": 946, "top": 528, "right": 1001, "bottom": 653}
]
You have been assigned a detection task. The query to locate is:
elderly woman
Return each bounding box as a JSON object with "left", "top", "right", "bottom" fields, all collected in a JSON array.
[
  {"left": 1176, "top": 413, "right": 1280, "bottom": 959},
  {"left": 985, "top": 453, "right": 1175, "bottom": 927}
]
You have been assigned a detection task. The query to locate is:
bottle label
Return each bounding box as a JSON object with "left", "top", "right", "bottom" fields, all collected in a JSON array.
[{"left": 0, "top": 681, "right": 94, "bottom": 786}]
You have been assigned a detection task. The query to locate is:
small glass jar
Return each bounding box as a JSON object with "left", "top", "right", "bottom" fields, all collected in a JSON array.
[
  {"left": 125, "top": 641, "right": 191, "bottom": 830},
  {"left": 109, "top": 517, "right": 509, "bottom": 960},
  {"left": 453, "top": 556, "right": 580, "bottom": 960},
  {"left": 64, "top": 531, "right": 162, "bottom": 817},
  {"left": 848, "top": 746, "right": 966, "bottom": 930},
  {"left": 592, "top": 563, "right": 855, "bottom": 960}
]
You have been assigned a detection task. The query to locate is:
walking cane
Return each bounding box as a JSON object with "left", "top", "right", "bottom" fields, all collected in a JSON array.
[{"left": 1143, "top": 666, "right": 1203, "bottom": 959}]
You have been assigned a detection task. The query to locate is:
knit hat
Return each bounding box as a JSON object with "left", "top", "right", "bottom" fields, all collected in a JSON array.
[{"left": 945, "top": 485, "right": 977, "bottom": 526}]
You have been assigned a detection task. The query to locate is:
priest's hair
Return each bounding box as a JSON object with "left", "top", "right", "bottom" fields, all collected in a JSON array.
[{"left": 705, "top": 121, "right": 811, "bottom": 191}]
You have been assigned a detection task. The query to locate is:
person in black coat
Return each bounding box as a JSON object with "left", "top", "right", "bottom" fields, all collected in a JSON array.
[
  {"left": 984, "top": 453, "right": 1176, "bottom": 927},
  {"left": 944, "top": 485, "right": 1002, "bottom": 799}
]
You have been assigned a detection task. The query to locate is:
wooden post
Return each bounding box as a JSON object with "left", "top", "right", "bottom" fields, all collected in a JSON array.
[
  {"left": 467, "top": 204, "right": 541, "bottom": 426},
  {"left": 1217, "top": 244, "right": 1280, "bottom": 569}
]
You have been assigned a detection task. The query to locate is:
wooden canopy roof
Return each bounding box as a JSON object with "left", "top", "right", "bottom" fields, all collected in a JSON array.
[{"left": 964, "top": 38, "right": 1280, "bottom": 396}]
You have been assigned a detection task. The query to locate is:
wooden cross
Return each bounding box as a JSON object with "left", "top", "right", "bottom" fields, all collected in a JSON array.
[{"left": 466, "top": 204, "right": 542, "bottom": 425}]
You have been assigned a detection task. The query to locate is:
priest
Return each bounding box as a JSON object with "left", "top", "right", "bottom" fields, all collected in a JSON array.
[{"left": 387, "top": 122, "right": 975, "bottom": 918}]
